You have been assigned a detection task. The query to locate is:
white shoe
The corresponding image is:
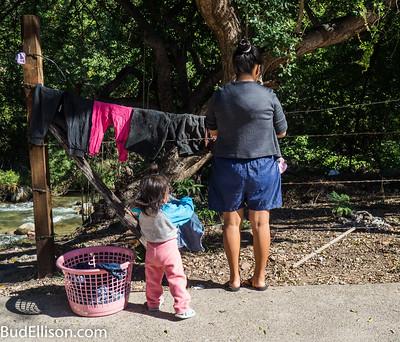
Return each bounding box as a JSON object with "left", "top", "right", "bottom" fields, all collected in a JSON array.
[
  {"left": 147, "top": 296, "right": 165, "bottom": 312},
  {"left": 175, "top": 308, "right": 196, "bottom": 319}
]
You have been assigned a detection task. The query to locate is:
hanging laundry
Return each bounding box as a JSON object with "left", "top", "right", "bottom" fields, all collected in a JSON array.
[
  {"left": 167, "top": 113, "right": 207, "bottom": 157},
  {"left": 30, "top": 84, "right": 63, "bottom": 145},
  {"left": 125, "top": 108, "right": 207, "bottom": 160},
  {"left": 124, "top": 108, "right": 171, "bottom": 160},
  {"left": 62, "top": 91, "right": 94, "bottom": 158},
  {"left": 88, "top": 101, "right": 133, "bottom": 162},
  {"left": 30, "top": 85, "right": 94, "bottom": 158}
]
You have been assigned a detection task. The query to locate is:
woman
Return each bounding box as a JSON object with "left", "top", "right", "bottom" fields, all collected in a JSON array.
[{"left": 206, "top": 38, "right": 287, "bottom": 291}]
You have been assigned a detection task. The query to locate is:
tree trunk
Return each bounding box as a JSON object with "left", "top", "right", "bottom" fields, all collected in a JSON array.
[{"left": 195, "top": 0, "right": 241, "bottom": 82}]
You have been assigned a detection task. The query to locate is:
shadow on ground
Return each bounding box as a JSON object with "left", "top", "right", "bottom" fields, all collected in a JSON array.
[{"left": 5, "top": 286, "right": 74, "bottom": 318}]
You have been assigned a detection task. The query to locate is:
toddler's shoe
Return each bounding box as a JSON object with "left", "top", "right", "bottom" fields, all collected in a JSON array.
[
  {"left": 175, "top": 308, "right": 196, "bottom": 320},
  {"left": 147, "top": 296, "right": 165, "bottom": 312}
]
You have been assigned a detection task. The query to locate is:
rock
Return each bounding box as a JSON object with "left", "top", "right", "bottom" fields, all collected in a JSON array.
[
  {"left": 9, "top": 186, "right": 32, "bottom": 203},
  {"left": 26, "top": 230, "right": 36, "bottom": 240},
  {"left": 240, "top": 261, "right": 252, "bottom": 271},
  {"left": 14, "top": 223, "right": 35, "bottom": 235}
]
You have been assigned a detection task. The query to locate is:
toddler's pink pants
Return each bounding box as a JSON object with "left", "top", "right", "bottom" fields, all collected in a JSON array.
[{"left": 145, "top": 238, "right": 191, "bottom": 314}]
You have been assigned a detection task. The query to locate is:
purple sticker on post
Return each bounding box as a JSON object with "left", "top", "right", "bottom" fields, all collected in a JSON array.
[{"left": 16, "top": 52, "right": 26, "bottom": 65}]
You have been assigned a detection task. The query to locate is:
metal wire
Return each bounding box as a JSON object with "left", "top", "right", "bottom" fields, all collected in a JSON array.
[
  {"left": 285, "top": 98, "right": 400, "bottom": 115},
  {"left": 282, "top": 179, "right": 400, "bottom": 186}
]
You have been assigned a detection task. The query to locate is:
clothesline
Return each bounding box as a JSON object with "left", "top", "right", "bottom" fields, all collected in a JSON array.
[
  {"left": 16, "top": 52, "right": 400, "bottom": 117},
  {"left": 284, "top": 98, "right": 400, "bottom": 115},
  {"left": 46, "top": 129, "right": 400, "bottom": 148},
  {"left": 91, "top": 130, "right": 400, "bottom": 143},
  {"left": 282, "top": 179, "right": 400, "bottom": 186}
]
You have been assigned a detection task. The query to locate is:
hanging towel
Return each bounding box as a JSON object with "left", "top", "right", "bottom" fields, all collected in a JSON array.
[
  {"left": 124, "top": 108, "right": 171, "bottom": 160},
  {"left": 167, "top": 113, "right": 207, "bottom": 157},
  {"left": 88, "top": 101, "right": 133, "bottom": 162},
  {"left": 125, "top": 109, "right": 207, "bottom": 160}
]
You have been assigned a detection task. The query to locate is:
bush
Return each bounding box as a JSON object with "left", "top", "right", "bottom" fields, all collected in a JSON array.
[
  {"left": 328, "top": 191, "right": 353, "bottom": 217},
  {"left": 0, "top": 169, "right": 20, "bottom": 188}
]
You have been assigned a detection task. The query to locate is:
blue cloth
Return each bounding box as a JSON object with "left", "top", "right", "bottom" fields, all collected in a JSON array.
[
  {"left": 74, "top": 262, "right": 126, "bottom": 280},
  {"left": 177, "top": 213, "right": 205, "bottom": 252},
  {"left": 208, "top": 156, "right": 282, "bottom": 212},
  {"left": 132, "top": 196, "right": 205, "bottom": 252}
]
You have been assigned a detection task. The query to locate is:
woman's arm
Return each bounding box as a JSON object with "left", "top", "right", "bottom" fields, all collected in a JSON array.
[
  {"left": 272, "top": 93, "right": 288, "bottom": 138},
  {"left": 205, "top": 93, "right": 218, "bottom": 133}
]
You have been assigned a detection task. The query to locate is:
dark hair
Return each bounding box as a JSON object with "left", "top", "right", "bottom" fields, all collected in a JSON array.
[
  {"left": 134, "top": 174, "right": 169, "bottom": 215},
  {"left": 232, "top": 38, "right": 263, "bottom": 76}
]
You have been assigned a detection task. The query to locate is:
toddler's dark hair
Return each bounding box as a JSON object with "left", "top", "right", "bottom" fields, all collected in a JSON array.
[
  {"left": 232, "top": 38, "right": 263, "bottom": 76},
  {"left": 134, "top": 173, "right": 169, "bottom": 215}
]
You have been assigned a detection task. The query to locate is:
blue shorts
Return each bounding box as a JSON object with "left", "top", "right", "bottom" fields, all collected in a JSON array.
[{"left": 208, "top": 156, "right": 282, "bottom": 212}]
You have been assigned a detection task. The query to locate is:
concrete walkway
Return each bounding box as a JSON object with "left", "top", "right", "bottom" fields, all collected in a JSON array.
[{"left": 0, "top": 283, "right": 399, "bottom": 342}]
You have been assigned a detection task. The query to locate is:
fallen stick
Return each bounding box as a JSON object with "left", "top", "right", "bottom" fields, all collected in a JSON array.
[{"left": 293, "top": 227, "right": 357, "bottom": 268}]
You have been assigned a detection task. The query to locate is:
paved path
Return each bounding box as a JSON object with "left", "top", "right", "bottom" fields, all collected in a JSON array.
[{"left": 0, "top": 283, "right": 399, "bottom": 341}]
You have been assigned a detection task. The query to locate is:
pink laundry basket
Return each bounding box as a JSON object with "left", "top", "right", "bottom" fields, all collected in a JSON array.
[{"left": 56, "top": 246, "right": 134, "bottom": 317}]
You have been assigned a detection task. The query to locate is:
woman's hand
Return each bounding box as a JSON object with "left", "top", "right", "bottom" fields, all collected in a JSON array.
[
  {"left": 276, "top": 131, "right": 286, "bottom": 138},
  {"left": 209, "top": 129, "right": 218, "bottom": 141}
]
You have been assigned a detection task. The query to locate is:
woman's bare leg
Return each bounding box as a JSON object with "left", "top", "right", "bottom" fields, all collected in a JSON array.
[
  {"left": 248, "top": 210, "right": 270, "bottom": 287},
  {"left": 223, "top": 209, "right": 244, "bottom": 288}
]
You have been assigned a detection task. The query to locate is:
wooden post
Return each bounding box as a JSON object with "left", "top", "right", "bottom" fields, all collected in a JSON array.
[{"left": 22, "top": 15, "right": 55, "bottom": 278}]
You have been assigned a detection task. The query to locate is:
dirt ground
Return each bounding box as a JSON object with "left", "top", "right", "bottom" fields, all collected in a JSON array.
[{"left": 1, "top": 193, "right": 399, "bottom": 296}]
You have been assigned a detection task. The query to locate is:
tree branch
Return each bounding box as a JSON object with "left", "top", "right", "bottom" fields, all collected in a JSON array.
[
  {"left": 116, "top": 0, "right": 174, "bottom": 111},
  {"left": 98, "top": 65, "right": 142, "bottom": 97},
  {"left": 265, "top": 5, "right": 399, "bottom": 75},
  {"left": 189, "top": 68, "right": 223, "bottom": 112},
  {"left": 295, "top": 0, "right": 305, "bottom": 34},
  {"left": 304, "top": 2, "right": 320, "bottom": 27}
]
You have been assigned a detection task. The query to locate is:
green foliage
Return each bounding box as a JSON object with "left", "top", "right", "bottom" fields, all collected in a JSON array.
[
  {"left": 0, "top": 170, "right": 20, "bottom": 188},
  {"left": 0, "top": 0, "right": 399, "bottom": 195},
  {"left": 173, "top": 179, "right": 204, "bottom": 198},
  {"left": 197, "top": 208, "right": 219, "bottom": 226},
  {"left": 48, "top": 147, "right": 76, "bottom": 192},
  {"left": 233, "top": 0, "right": 299, "bottom": 55},
  {"left": 328, "top": 191, "right": 353, "bottom": 217}
]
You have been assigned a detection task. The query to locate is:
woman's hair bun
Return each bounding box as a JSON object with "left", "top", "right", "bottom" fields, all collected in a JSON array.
[
  {"left": 148, "top": 162, "right": 159, "bottom": 175},
  {"left": 238, "top": 38, "right": 252, "bottom": 54}
]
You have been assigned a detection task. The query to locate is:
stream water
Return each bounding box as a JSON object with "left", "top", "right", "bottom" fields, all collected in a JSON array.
[{"left": 0, "top": 196, "right": 83, "bottom": 237}]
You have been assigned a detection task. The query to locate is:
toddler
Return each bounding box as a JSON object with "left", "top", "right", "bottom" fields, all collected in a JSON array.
[{"left": 132, "top": 174, "right": 196, "bottom": 320}]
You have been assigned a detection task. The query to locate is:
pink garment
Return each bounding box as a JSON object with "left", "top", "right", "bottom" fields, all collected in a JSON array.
[
  {"left": 88, "top": 101, "right": 133, "bottom": 162},
  {"left": 145, "top": 238, "right": 191, "bottom": 314},
  {"left": 278, "top": 157, "right": 287, "bottom": 174}
]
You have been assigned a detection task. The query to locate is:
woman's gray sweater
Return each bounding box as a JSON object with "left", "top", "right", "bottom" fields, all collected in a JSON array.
[{"left": 205, "top": 81, "right": 287, "bottom": 158}]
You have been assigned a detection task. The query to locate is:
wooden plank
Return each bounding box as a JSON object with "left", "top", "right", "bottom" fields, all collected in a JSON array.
[
  {"left": 293, "top": 227, "right": 357, "bottom": 268},
  {"left": 22, "top": 15, "right": 55, "bottom": 278}
]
